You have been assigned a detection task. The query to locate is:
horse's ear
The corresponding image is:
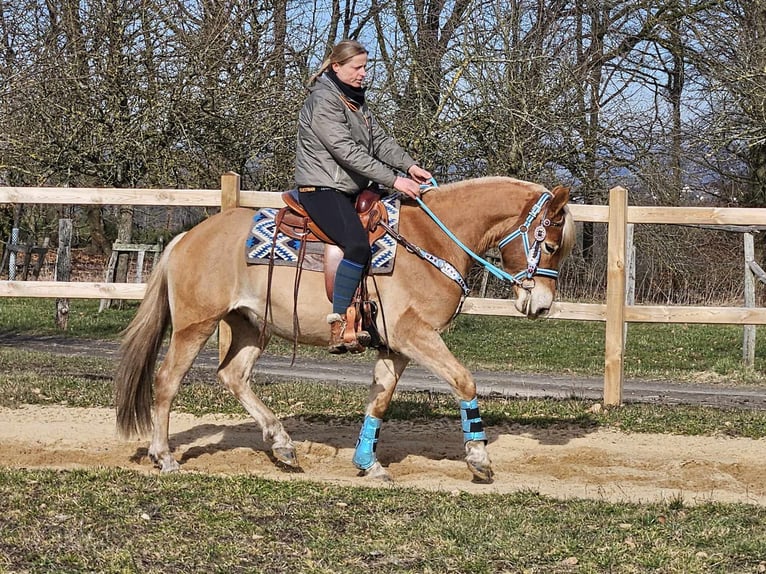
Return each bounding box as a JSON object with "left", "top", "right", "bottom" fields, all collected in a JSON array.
[{"left": 548, "top": 185, "right": 570, "bottom": 214}]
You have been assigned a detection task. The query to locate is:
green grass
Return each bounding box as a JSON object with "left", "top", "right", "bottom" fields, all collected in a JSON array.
[
  {"left": 0, "top": 468, "right": 764, "bottom": 573},
  {"left": 0, "top": 297, "right": 137, "bottom": 338},
  {"left": 442, "top": 315, "right": 766, "bottom": 385},
  {"left": 1, "top": 299, "right": 766, "bottom": 573}
]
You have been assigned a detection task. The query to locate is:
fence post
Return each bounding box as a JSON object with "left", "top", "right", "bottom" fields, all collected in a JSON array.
[
  {"left": 221, "top": 171, "right": 241, "bottom": 211},
  {"left": 624, "top": 223, "right": 635, "bottom": 343},
  {"left": 8, "top": 227, "right": 19, "bottom": 280},
  {"left": 743, "top": 232, "right": 756, "bottom": 368},
  {"left": 603, "top": 186, "right": 628, "bottom": 405},
  {"left": 218, "top": 172, "right": 241, "bottom": 363},
  {"left": 55, "top": 219, "right": 72, "bottom": 330}
]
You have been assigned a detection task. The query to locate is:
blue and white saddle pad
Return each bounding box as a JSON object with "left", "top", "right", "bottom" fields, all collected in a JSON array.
[{"left": 245, "top": 195, "right": 400, "bottom": 274}]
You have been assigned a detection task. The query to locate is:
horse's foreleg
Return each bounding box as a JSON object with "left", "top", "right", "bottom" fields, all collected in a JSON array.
[
  {"left": 353, "top": 350, "right": 410, "bottom": 481},
  {"left": 392, "top": 311, "right": 492, "bottom": 482},
  {"left": 150, "top": 324, "right": 216, "bottom": 472},
  {"left": 217, "top": 313, "right": 297, "bottom": 467}
]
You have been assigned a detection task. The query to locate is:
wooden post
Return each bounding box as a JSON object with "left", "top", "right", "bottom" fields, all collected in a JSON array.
[
  {"left": 624, "top": 223, "right": 635, "bottom": 343},
  {"left": 743, "top": 232, "right": 756, "bottom": 369},
  {"left": 99, "top": 249, "right": 119, "bottom": 312},
  {"left": 31, "top": 238, "right": 50, "bottom": 279},
  {"left": 221, "top": 171, "right": 241, "bottom": 211},
  {"left": 8, "top": 227, "right": 18, "bottom": 280},
  {"left": 218, "top": 172, "right": 241, "bottom": 363},
  {"left": 55, "top": 219, "right": 72, "bottom": 330},
  {"left": 479, "top": 268, "right": 490, "bottom": 297},
  {"left": 135, "top": 250, "right": 146, "bottom": 283},
  {"left": 603, "top": 187, "right": 628, "bottom": 406}
]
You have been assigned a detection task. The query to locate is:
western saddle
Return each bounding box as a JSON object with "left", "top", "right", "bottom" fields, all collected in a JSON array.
[{"left": 269, "top": 187, "right": 389, "bottom": 351}]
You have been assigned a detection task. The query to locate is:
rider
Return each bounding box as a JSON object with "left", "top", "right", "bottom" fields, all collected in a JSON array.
[{"left": 294, "top": 39, "right": 432, "bottom": 353}]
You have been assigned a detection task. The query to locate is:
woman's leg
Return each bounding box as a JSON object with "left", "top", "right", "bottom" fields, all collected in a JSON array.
[{"left": 299, "top": 189, "right": 371, "bottom": 351}]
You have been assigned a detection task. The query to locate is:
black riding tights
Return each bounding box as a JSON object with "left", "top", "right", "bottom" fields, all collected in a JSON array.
[{"left": 298, "top": 188, "right": 371, "bottom": 266}]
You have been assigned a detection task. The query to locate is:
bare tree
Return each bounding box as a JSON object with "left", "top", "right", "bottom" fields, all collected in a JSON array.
[
  {"left": 686, "top": 1, "right": 766, "bottom": 207},
  {"left": 1, "top": 0, "right": 762, "bottom": 304}
]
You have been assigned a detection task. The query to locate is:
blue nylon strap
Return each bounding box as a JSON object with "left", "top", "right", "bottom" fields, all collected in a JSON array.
[
  {"left": 498, "top": 192, "right": 551, "bottom": 249},
  {"left": 522, "top": 232, "right": 531, "bottom": 254},
  {"left": 498, "top": 229, "right": 521, "bottom": 248},
  {"left": 352, "top": 414, "right": 381, "bottom": 470},
  {"left": 496, "top": 192, "right": 560, "bottom": 280},
  {"left": 414, "top": 196, "right": 519, "bottom": 284},
  {"left": 535, "top": 268, "right": 559, "bottom": 278},
  {"left": 417, "top": 181, "right": 560, "bottom": 285},
  {"left": 459, "top": 397, "right": 487, "bottom": 443}
]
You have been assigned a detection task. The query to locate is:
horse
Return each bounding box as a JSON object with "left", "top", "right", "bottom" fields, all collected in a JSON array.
[{"left": 114, "top": 176, "right": 575, "bottom": 482}]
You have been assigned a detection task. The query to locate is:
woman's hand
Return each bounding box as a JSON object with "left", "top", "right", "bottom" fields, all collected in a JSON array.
[
  {"left": 407, "top": 164, "right": 433, "bottom": 185},
  {"left": 393, "top": 176, "right": 423, "bottom": 199},
  {"left": 392, "top": 164, "right": 433, "bottom": 199}
]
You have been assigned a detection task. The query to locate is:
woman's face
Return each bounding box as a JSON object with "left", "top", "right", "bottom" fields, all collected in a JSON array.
[{"left": 332, "top": 53, "right": 368, "bottom": 88}]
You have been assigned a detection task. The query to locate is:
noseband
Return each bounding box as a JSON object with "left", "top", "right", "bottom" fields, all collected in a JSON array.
[{"left": 497, "top": 191, "right": 561, "bottom": 288}]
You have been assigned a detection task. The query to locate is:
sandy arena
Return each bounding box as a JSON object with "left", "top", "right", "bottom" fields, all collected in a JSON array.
[{"left": 1, "top": 404, "right": 764, "bottom": 506}]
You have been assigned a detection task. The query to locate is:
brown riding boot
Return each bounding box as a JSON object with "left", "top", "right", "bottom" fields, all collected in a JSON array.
[
  {"left": 327, "top": 313, "right": 347, "bottom": 354},
  {"left": 342, "top": 305, "right": 368, "bottom": 353}
]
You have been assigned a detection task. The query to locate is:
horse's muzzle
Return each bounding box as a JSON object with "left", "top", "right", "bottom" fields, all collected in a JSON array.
[{"left": 514, "top": 285, "right": 554, "bottom": 319}]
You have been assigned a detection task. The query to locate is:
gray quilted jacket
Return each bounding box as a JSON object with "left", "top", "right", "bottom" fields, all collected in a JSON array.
[{"left": 294, "top": 75, "right": 416, "bottom": 194}]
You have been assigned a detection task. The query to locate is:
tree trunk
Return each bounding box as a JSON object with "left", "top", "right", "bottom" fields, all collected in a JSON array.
[{"left": 85, "top": 206, "right": 110, "bottom": 256}]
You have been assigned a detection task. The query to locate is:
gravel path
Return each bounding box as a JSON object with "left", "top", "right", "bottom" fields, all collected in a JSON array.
[{"left": 1, "top": 333, "right": 764, "bottom": 410}]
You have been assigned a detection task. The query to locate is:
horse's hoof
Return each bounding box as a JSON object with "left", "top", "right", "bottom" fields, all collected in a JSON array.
[
  {"left": 149, "top": 450, "right": 180, "bottom": 473},
  {"left": 465, "top": 440, "right": 493, "bottom": 483},
  {"left": 362, "top": 461, "right": 393, "bottom": 482},
  {"left": 467, "top": 461, "right": 493, "bottom": 483},
  {"left": 272, "top": 446, "right": 298, "bottom": 467},
  {"left": 159, "top": 459, "right": 181, "bottom": 473}
]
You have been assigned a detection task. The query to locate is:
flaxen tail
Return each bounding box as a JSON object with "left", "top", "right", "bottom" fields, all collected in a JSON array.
[{"left": 114, "top": 234, "right": 184, "bottom": 438}]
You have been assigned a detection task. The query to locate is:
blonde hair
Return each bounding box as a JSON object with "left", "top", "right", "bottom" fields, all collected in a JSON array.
[{"left": 307, "top": 39, "right": 368, "bottom": 86}]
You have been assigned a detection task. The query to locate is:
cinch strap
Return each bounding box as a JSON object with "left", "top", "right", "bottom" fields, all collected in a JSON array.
[
  {"left": 352, "top": 414, "right": 381, "bottom": 470},
  {"left": 460, "top": 397, "right": 487, "bottom": 443}
]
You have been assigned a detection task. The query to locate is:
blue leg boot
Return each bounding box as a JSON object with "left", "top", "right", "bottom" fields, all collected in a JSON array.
[
  {"left": 461, "top": 397, "right": 492, "bottom": 481},
  {"left": 352, "top": 414, "right": 381, "bottom": 471},
  {"left": 460, "top": 397, "right": 487, "bottom": 443}
]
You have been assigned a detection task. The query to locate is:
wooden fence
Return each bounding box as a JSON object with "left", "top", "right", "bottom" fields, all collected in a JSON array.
[{"left": 3, "top": 172, "right": 766, "bottom": 405}]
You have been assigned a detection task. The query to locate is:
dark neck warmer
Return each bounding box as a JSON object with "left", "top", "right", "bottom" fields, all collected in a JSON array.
[{"left": 326, "top": 69, "right": 366, "bottom": 107}]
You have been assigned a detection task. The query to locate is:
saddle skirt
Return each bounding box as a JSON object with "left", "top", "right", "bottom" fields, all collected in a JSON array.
[{"left": 245, "top": 192, "right": 401, "bottom": 277}]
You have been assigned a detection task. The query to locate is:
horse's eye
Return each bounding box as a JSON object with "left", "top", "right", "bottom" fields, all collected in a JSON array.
[{"left": 543, "top": 242, "right": 558, "bottom": 255}]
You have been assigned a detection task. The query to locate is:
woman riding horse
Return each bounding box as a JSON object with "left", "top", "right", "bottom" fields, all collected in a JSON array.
[
  {"left": 294, "top": 39, "right": 432, "bottom": 353},
  {"left": 114, "top": 177, "right": 575, "bottom": 483}
]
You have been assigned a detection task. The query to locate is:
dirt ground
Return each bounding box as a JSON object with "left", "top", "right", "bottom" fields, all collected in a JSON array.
[{"left": 1, "top": 404, "right": 764, "bottom": 506}]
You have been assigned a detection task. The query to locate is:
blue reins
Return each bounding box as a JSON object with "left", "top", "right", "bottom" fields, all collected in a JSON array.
[{"left": 415, "top": 178, "right": 559, "bottom": 287}]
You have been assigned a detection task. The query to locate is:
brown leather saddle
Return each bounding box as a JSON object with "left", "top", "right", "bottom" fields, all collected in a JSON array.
[
  {"left": 274, "top": 187, "right": 389, "bottom": 301},
  {"left": 278, "top": 188, "right": 388, "bottom": 243}
]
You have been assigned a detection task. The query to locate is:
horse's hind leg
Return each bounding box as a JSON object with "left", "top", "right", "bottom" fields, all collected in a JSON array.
[
  {"left": 352, "top": 350, "right": 410, "bottom": 481},
  {"left": 150, "top": 322, "right": 218, "bottom": 472},
  {"left": 391, "top": 310, "right": 492, "bottom": 482},
  {"left": 217, "top": 311, "right": 297, "bottom": 467}
]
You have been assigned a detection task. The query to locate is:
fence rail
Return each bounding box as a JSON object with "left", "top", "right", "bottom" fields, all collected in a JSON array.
[{"left": 3, "top": 172, "right": 766, "bottom": 404}]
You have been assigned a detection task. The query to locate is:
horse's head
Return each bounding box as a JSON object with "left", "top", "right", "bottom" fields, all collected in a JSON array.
[{"left": 499, "top": 184, "right": 575, "bottom": 318}]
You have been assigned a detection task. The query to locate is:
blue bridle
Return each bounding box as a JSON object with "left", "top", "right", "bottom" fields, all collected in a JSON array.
[{"left": 415, "top": 179, "right": 561, "bottom": 289}]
